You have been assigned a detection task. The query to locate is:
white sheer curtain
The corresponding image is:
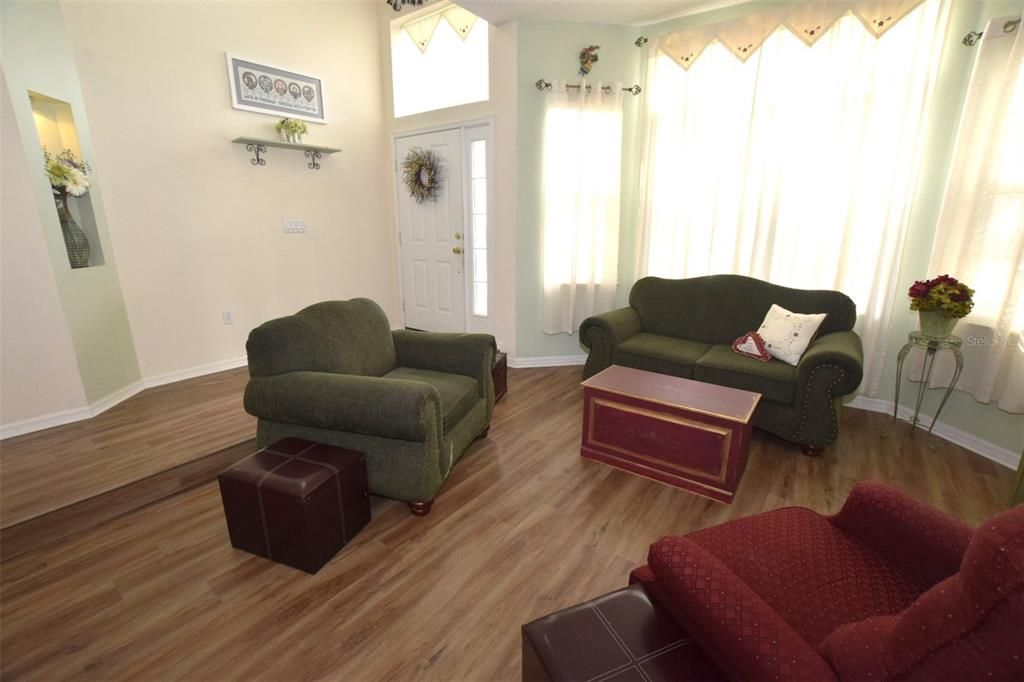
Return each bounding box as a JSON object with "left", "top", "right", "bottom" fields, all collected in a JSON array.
[
  {"left": 924, "top": 15, "right": 1024, "bottom": 412},
  {"left": 634, "top": 0, "right": 948, "bottom": 394},
  {"left": 541, "top": 80, "right": 623, "bottom": 335}
]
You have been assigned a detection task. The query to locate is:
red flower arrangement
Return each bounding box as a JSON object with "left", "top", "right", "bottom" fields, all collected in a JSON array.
[{"left": 908, "top": 274, "right": 974, "bottom": 318}]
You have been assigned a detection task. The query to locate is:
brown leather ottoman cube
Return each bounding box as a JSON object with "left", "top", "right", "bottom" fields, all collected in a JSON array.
[
  {"left": 522, "top": 585, "right": 723, "bottom": 682},
  {"left": 494, "top": 351, "right": 508, "bottom": 401},
  {"left": 218, "top": 438, "right": 370, "bottom": 574}
]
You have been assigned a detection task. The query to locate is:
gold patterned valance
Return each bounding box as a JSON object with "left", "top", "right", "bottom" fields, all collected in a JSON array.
[
  {"left": 403, "top": 5, "right": 479, "bottom": 54},
  {"left": 655, "top": 0, "right": 925, "bottom": 69}
]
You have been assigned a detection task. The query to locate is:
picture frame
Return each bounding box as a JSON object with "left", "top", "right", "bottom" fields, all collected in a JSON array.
[{"left": 225, "top": 53, "right": 327, "bottom": 124}]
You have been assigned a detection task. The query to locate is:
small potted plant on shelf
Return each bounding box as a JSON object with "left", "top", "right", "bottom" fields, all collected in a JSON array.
[
  {"left": 908, "top": 274, "right": 975, "bottom": 338},
  {"left": 43, "top": 147, "right": 92, "bottom": 268},
  {"left": 275, "top": 118, "right": 308, "bottom": 144}
]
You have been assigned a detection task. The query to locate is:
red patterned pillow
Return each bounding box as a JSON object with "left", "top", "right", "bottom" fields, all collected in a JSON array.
[{"left": 732, "top": 331, "right": 772, "bottom": 362}]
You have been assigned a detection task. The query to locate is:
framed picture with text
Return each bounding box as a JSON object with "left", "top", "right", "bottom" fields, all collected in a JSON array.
[{"left": 225, "top": 54, "right": 327, "bottom": 123}]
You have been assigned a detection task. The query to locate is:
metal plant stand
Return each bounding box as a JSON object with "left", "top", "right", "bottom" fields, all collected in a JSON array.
[{"left": 885, "top": 332, "right": 964, "bottom": 449}]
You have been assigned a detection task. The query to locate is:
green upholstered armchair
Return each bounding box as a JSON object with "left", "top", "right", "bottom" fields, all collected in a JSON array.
[
  {"left": 244, "top": 299, "right": 496, "bottom": 515},
  {"left": 580, "top": 275, "right": 863, "bottom": 454}
]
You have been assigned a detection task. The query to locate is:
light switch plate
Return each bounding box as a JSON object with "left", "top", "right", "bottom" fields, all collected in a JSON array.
[
  {"left": 283, "top": 218, "right": 307, "bottom": 233},
  {"left": 222, "top": 310, "right": 235, "bottom": 325}
]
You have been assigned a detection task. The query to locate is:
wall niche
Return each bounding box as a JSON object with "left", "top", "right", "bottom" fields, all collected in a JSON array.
[{"left": 29, "top": 91, "right": 105, "bottom": 269}]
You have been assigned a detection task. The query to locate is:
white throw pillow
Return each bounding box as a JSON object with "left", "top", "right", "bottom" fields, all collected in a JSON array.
[{"left": 756, "top": 304, "right": 826, "bottom": 366}]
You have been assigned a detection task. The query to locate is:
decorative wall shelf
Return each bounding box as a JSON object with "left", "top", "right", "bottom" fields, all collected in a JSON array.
[{"left": 231, "top": 137, "right": 341, "bottom": 170}]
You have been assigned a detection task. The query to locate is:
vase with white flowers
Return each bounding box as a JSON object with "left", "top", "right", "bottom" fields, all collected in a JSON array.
[
  {"left": 44, "top": 148, "right": 92, "bottom": 268},
  {"left": 275, "top": 118, "right": 308, "bottom": 143}
]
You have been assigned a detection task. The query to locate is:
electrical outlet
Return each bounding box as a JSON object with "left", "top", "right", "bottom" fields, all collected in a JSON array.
[
  {"left": 222, "top": 310, "right": 235, "bottom": 325},
  {"left": 283, "top": 218, "right": 307, "bottom": 233}
]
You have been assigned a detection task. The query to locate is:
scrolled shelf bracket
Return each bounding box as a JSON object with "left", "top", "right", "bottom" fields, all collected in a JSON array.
[
  {"left": 246, "top": 143, "right": 267, "bottom": 167},
  {"left": 305, "top": 149, "right": 322, "bottom": 170}
]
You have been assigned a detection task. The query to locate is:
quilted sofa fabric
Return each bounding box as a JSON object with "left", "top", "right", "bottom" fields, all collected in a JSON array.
[
  {"left": 579, "top": 275, "right": 864, "bottom": 449},
  {"left": 821, "top": 504, "right": 1024, "bottom": 681},
  {"left": 633, "top": 481, "right": 1024, "bottom": 681},
  {"left": 685, "top": 507, "right": 922, "bottom": 646}
]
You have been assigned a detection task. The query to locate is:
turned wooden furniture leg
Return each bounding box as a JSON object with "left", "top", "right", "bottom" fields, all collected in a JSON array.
[
  {"left": 801, "top": 444, "right": 824, "bottom": 456},
  {"left": 408, "top": 500, "right": 433, "bottom": 516}
]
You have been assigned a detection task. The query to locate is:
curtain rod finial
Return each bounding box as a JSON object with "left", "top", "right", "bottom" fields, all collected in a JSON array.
[
  {"left": 635, "top": 36, "right": 648, "bottom": 47},
  {"left": 535, "top": 79, "right": 552, "bottom": 91}
]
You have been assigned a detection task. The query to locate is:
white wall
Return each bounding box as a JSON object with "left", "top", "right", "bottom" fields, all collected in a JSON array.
[
  {"left": 2, "top": 0, "right": 143, "bottom": 414},
  {"left": 61, "top": 1, "right": 399, "bottom": 379},
  {"left": 0, "top": 69, "right": 90, "bottom": 426}
]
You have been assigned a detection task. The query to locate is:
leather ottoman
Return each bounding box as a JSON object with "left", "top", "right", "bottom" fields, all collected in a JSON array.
[
  {"left": 218, "top": 438, "right": 370, "bottom": 574},
  {"left": 522, "top": 584, "right": 723, "bottom": 681},
  {"left": 494, "top": 351, "right": 508, "bottom": 401}
]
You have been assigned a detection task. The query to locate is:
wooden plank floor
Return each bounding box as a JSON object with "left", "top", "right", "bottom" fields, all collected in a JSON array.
[
  {"left": 0, "top": 366, "right": 1013, "bottom": 681},
  {"left": 0, "top": 439, "right": 257, "bottom": 562},
  {"left": 0, "top": 368, "right": 254, "bottom": 528}
]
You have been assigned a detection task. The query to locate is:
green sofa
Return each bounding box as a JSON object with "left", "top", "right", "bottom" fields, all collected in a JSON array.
[
  {"left": 243, "top": 299, "right": 496, "bottom": 515},
  {"left": 580, "top": 275, "right": 863, "bottom": 453}
]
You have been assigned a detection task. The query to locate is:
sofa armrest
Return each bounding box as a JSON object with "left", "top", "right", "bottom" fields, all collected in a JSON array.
[
  {"left": 244, "top": 371, "right": 441, "bottom": 442},
  {"left": 580, "top": 307, "right": 642, "bottom": 348},
  {"left": 830, "top": 481, "right": 971, "bottom": 589},
  {"left": 796, "top": 330, "right": 864, "bottom": 397},
  {"left": 579, "top": 307, "right": 642, "bottom": 378},
  {"left": 392, "top": 330, "right": 495, "bottom": 401},
  {"left": 647, "top": 536, "right": 838, "bottom": 682}
]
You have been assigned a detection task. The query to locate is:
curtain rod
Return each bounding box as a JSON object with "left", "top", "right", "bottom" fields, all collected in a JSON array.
[
  {"left": 963, "top": 17, "right": 1020, "bottom": 45},
  {"left": 535, "top": 79, "right": 642, "bottom": 96}
]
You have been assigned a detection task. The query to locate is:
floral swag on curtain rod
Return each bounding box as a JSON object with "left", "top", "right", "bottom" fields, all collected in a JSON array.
[
  {"left": 654, "top": 0, "right": 925, "bottom": 69},
  {"left": 402, "top": 5, "right": 478, "bottom": 53}
]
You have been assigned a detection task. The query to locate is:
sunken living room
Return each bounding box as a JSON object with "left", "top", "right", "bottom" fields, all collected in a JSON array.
[{"left": 1, "top": 0, "right": 1022, "bottom": 680}]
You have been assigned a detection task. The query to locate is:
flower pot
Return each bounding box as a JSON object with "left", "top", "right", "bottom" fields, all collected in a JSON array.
[
  {"left": 278, "top": 129, "right": 290, "bottom": 142},
  {"left": 55, "top": 195, "right": 90, "bottom": 268},
  {"left": 918, "top": 310, "right": 956, "bottom": 338}
]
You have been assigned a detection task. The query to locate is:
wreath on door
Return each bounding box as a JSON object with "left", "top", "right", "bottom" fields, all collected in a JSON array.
[{"left": 402, "top": 147, "right": 444, "bottom": 203}]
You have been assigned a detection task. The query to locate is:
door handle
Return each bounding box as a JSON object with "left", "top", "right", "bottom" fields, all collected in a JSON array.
[{"left": 452, "top": 246, "right": 463, "bottom": 255}]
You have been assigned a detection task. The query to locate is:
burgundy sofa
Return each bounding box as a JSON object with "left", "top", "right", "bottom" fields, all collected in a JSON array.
[{"left": 630, "top": 481, "right": 1024, "bottom": 681}]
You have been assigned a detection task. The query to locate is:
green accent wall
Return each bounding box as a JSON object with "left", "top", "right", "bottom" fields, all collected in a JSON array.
[
  {"left": 515, "top": 20, "right": 641, "bottom": 359},
  {"left": 2, "top": 0, "right": 141, "bottom": 403}
]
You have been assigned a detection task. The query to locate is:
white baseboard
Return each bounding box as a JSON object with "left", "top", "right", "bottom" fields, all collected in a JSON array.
[
  {"left": 143, "top": 355, "right": 248, "bottom": 388},
  {"left": 847, "top": 396, "right": 1020, "bottom": 470},
  {"left": 0, "top": 379, "right": 146, "bottom": 440},
  {"left": 0, "top": 405, "right": 94, "bottom": 440},
  {"left": 89, "top": 380, "right": 147, "bottom": 416},
  {"left": 6, "top": 352, "right": 1016, "bottom": 473},
  {"left": 509, "top": 354, "right": 587, "bottom": 369},
  {"left": 1, "top": 357, "right": 249, "bottom": 440}
]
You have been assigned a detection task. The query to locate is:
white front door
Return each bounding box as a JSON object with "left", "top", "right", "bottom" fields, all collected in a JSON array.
[{"left": 396, "top": 129, "right": 466, "bottom": 332}]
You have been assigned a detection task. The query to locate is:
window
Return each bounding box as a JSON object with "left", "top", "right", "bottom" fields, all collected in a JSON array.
[
  {"left": 635, "top": 0, "right": 948, "bottom": 393},
  {"left": 391, "top": 5, "right": 488, "bottom": 118},
  {"left": 540, "top": 84, "right": 624, "bottom": 334},
  {"left": 469, "top": 138, "right": 488, "bottom": 317},
  {"left": 924, "top": 16, "right": 1024, "bottom": 411}
]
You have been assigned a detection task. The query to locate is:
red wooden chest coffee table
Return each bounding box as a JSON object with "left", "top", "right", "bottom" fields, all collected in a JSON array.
[{"left": 581, "top": 366, "right": 761, "bottom": 503}]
